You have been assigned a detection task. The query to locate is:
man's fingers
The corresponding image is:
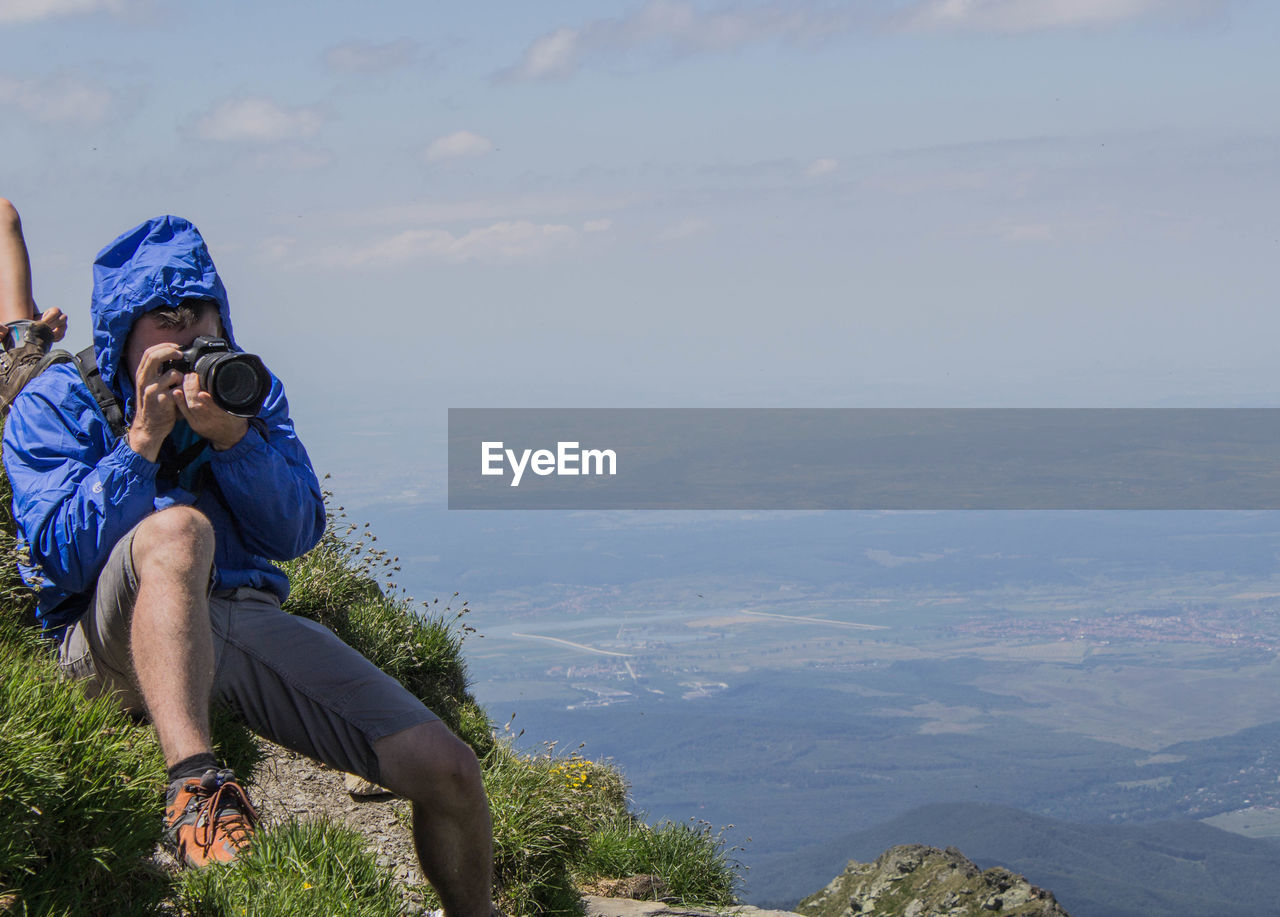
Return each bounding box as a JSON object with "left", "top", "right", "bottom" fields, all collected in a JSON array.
[
  {"left": 178, "top": 377, "right": 214, "bottom": 417},
  {"left": 173, "top": 391, "right": 195, "bottom": 424},
  {"left": 133, "top": 348, "right": 184, "bottom": 445},
  {"left": 135, "top": 342, "right": 182, "bottom": 385},
  {"left": 141, "top": 375, "right": 183, "bottom": 401},
  {"left": 141, "top": 372, "right": 183, "bottom": 397}
]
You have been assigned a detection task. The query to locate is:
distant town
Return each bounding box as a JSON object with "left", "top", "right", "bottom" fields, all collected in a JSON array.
[{"left": 951, "top": 604, "right": 1280, "bottom": 653}]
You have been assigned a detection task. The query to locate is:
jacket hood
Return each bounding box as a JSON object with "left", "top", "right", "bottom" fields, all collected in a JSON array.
[{"left": 91, "top": 216, "right": 237, "bottom": 403}]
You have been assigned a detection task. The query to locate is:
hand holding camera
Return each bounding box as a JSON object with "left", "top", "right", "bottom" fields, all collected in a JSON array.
[
  {"left": 129, "top": 337, "right": 271, "bottom": 460},
  {"left": 159, "top": 337, "right": 270, "bottom": 418}
]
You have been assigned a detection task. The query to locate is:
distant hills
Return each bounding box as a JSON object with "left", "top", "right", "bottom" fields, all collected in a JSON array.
[{"left": 762, "top": 802, "right": 1280, "bottom": 917}]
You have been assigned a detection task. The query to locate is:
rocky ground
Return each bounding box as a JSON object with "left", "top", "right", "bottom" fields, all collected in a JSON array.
[
  {"left": 583, "top": 897, "right": 802, "bottom": 917},
  {"left": 248, "top": 741, "right": 431, "bottom": 909},
  {"left": 17, "top": 887, "right": 800, "bottom": 917},
  {"left": 796, "top": 845, "right": 1071, "bottom": 917}
]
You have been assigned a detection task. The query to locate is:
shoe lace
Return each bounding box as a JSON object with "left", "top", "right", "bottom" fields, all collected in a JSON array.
[{"left": 192, "top": 777, "right": 259, "bottom": 854}]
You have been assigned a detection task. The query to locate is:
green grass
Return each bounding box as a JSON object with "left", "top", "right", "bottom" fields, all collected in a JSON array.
[
  {"left": 176, "top": 818, "right": 403, "bottom": 917},
  {"left": 0, "top": 448, "right": 37, "bottom": 651},
  {"left": 481, "top": 742, "right": 632, "bottom": 917},
  {"left": 580, "top": 817, "right": 741, "bottom": 906},
  {"left": 0, "top": 643, "right": 168, "bottom": 916},
  {"left": 0, "top": 464, "right": 741, "bottom": 914}
]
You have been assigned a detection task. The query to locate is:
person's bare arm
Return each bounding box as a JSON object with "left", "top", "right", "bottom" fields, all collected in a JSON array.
[
  {"left": 0, "top": 197, "right": 36, "bottom": 326},
  {"left": 0, "top": 198, "right": 67, "bottom": 341}
]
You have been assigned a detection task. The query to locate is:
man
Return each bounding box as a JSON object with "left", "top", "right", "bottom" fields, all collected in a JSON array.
[{"left": 2, "top": 215, "right": 493, "bottom": 917}]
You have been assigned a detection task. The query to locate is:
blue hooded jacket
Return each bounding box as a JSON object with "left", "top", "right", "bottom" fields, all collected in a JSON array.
[{"left": 2, "top": 216, "right": 325, "bottom": 638}]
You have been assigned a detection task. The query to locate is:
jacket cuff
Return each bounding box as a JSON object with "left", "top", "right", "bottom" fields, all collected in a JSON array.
[
  {"left": 210, "top": 423, "right": 265, "bottom": 464},
  {"left": 112, "top": 436, "right": 159, "bottom": 480}
]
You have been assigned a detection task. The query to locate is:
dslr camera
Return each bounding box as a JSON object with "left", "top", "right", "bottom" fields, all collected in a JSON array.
[{"left": 161, "top": 336, "right": 271, "bottom": 418}]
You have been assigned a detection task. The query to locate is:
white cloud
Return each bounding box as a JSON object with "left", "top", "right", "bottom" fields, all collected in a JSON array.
[
  {"left": 0, "top": 0, "right": 130, "bottom": 24},
  {"left": 340, "top": 220, "right": 577, "bottom": 265},
  {"left": 903, "top": 0, "right": 1218, "bottom": 32},
  {"left": 503, "top": 0, "right": 1221, "bottom": 78},
  {"left": 256, "top": 236, "right": 297, "bottom": 264},
  {"left": 502, "top": 0, "right": 859, "bottom": 81},
  {"left": 659, "top": 217, "right": 711, "bottom": 241},
  {"left": 425, "top": 129, "right": 494, "bottom": 163},
  {"left": 348, "top": 193, "right": 638, "bottom": 227},
  {"left": 807, "top": 157, "right": 838, "bottom": 178},
  {"left": 323, "top": 38, "right": 417, "bottom": 74},
  {"left": 583, "top": 219, "right": 613, "bottom": 233},
  {"left": 508, "top": 27, "right": 582, "bottom": 80},
  {"left": 862, "top": 168, "right": 994, "bottom": 195},
  {"left": 244, "top": 146, "right": 333, "bottom": 172},
  {"left": 196, "top": 97, "right": 325, "bottom": 143},
  {"left": 1002, "top": 222, "right": 1055, "bottom": 242},
  {"left": 0, "top": 72, "right": 112, "bottom": 125}
]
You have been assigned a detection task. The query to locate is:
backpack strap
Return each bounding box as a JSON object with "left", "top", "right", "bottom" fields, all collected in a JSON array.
[{"left": 73, "top": 346, "right": 128, "bottom": 440}]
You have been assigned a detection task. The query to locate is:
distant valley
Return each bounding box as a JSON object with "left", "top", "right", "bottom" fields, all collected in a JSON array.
[{"left": 356, "top": 507, "right": 1280, "bottom": 906}]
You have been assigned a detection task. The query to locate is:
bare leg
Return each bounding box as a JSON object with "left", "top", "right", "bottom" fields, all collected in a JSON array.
[
  {"left": 375, "top": 721, "right": 494, "bottom": 917},
  {"left": 0, "top": 198, "right": 36, "bottom": 324},
  {"left": 129, "top": 506, "right": 217, "bottom": 767}
]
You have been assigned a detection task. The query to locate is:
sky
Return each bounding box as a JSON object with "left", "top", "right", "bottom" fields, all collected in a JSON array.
[{"left": 2, "top": 0, "right": 1279, "bottom": 509}]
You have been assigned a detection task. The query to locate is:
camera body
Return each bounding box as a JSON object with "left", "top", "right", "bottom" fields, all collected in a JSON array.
[{"left": 161, "top": 336, "right": 270, "bottom": 418}]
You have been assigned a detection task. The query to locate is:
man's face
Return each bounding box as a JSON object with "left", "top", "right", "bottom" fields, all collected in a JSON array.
[{"left": 123, "top": 309, "right": 221, "bottom": 386}]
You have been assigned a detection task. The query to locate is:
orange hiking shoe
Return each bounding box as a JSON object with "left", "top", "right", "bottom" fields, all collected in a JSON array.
[{"left": 163, "top": 768, "right": 259, "bottom": 867}]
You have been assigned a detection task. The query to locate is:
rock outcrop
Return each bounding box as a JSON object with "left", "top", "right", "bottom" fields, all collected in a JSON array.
[
  {"left": 584, "top": 896, "right": 804, "bottom": 917},
  {"left": 795, "top": 845, "right": 1070, "bottom": 917}
]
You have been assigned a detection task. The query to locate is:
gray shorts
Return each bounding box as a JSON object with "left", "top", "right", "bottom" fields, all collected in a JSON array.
[{"left": 58, "top": 525, "right": 439, "bottom": 784}]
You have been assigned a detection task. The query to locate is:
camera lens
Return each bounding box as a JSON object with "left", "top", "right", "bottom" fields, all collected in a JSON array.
[{"left": 197, "top": 352, "right": 270, "bottom": 417}]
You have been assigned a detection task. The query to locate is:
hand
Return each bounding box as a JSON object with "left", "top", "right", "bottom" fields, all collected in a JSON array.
[
  {"left": 177, "top": 372, "right": 248, "bottom": 451},
  {"left": 38, "top": 307, "right": 67, "bottom": 342},
  {"left": 126, "top": 343, "right": 184, "bottom": 463}
]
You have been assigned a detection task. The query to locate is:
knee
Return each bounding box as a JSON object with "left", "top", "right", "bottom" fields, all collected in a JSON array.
[
  {"left": 377, "top": 722, "right": 485, "bottom": 808},
  {"left": 132, "top": 507, "right": 215, "bottom": 579},
  {"left": 438, "top": 733, "right": 484, "bottom": 797},
  {"left": 419, "top": 730, "right": 484, "bottom": 801}
]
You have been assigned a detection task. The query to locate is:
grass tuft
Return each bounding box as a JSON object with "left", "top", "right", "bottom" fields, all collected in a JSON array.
[
  {"left": 580, "top": 815, "right": 742, "bottom": 906},
  {"left": 0, "top": 642, "right": 167, "bottom": 916},
  {"left": 0, "top": 451, "right": 38, "bottom": 650},
  {"left": 176, "top": 818, "right": 402, "bottom": 917},
  {"left": 483, "top": 740, "right": 635, "bottom": 917}
]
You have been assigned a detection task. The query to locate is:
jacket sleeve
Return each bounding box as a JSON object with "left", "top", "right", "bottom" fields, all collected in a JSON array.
[
  {"left": 207, "top": 374, "right": 325, "bottom": 562},
  {"left": 2, "top": 373, "right": 160, "bottom": 595}
]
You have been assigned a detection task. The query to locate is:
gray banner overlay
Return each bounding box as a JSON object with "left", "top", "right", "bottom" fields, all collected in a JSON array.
[{"left": 448, "top": 409, "right": 1280, "bottom": 510}]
